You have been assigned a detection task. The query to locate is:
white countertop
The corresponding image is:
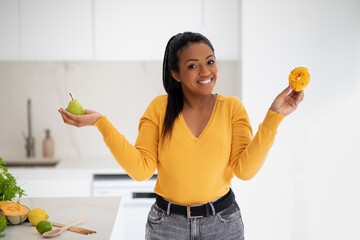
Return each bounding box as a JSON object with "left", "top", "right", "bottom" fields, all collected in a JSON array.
[
  {"left": 3, "top": 196, "right": 122, "bottom": 240},
  {"left": 7, "top": 155, "right": 128, "bottom": 178}
]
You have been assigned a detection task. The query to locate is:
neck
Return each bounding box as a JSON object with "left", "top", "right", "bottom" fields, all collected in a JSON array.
[{"left": 183, "top": 93, "right": 215, "bottom": 110}]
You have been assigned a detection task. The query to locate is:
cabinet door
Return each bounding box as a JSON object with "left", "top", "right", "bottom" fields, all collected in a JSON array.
[
  {"left": 17, "top": 177, "right": 92, "bottom": 198},
  {"left": 94, "top": 0, "right": 202, "bottom": 60},
  {"left": 20, "top": 0, "right": 92, "bottom": 60},
  {"left": 202, "top": 0, "right": 239, "bottom": 60},
  {"left": 0, "top": 0, "right": 20, "bottom": 59}
]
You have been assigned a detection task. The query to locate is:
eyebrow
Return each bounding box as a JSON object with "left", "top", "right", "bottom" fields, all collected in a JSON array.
[{"left": 184, "top": 55, "right": 214, "bottom": 64}]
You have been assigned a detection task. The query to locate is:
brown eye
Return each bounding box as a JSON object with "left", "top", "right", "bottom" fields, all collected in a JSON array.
[
  {"left": 208, "top": 60, "right": 215, "bottom": 65},
  {"left": 188, "top": 64, "right": 196, "bottom": 69}
]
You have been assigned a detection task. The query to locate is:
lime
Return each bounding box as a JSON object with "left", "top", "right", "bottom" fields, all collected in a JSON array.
[
  {"left": 36, "top": 220, "right": 52, "bottom": 234},
  {"left": 28, "top": 208, "right": 49, "bottom": 226}
]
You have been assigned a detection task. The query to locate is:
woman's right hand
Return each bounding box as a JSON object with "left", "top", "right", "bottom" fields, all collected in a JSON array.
[{"left": 58, "top": 108, "right": 103, "bottom": 127}]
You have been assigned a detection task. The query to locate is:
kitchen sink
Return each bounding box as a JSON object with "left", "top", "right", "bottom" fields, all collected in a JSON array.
[{"left": 3, "top": 158, "right": 60, "bottom": 167}]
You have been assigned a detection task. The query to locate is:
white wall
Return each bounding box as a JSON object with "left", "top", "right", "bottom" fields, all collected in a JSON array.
[
  {"left": 357, "top": 0, "right": 360, "bottom": 93},
  {"left": 0, "top": 61, "right": 237, "bottom": 158},
  {"left": 232, "top": 0, "right": 360, "bottom": 239}
]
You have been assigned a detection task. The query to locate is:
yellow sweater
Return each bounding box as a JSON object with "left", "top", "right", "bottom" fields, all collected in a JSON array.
[{"left": 94, "top": 94, "right": 284, "bottom": 205}]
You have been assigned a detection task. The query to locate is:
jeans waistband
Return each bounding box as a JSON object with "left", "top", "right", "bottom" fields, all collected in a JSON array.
[{"left": 155, "top": 189, "right": 235, "bottom": 218}]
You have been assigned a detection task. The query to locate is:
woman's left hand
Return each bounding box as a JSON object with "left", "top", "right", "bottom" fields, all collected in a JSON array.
[{"left": 270, "top": 85, "right": 304, "bottom": 116}]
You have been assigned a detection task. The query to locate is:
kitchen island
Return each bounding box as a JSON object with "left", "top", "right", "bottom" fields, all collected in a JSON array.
[
  {"left": 4, "top": 155, "right": 156, "bottom": 239},
  {"left": 3, "top": 196, "right": 122, "bottom": 240},
  {"left": 5, "top": 156, "right": 155, "bottom": 239}
]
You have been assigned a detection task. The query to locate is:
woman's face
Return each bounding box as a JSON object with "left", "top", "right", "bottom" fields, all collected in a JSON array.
[{"left": 171, "top": 42, "right": 218, "bottom": 98}]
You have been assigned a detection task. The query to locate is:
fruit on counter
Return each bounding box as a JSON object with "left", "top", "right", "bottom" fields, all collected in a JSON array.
[
  {"left": 66, "top": 93, "right": 85, "bottom": 115},
  {"left": 0, "top": 201, "right": 8, "bottom": 207},
  {"left": 0, "top": 202, "right": 30, "bottom": 224},
  {"left": 28, "top": 208, "right": 49, "bottom": 226},
  {"left": 36, "top": 220, "right": 52, "bottom": 234}
]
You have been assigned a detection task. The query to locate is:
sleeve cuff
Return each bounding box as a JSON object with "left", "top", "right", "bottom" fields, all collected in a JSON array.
[
  {"left": 93, "top": 115, "right": 109, "bottom": 128},
  {"left": 262, "top": 109, "right": 285, "bottom": 130}
]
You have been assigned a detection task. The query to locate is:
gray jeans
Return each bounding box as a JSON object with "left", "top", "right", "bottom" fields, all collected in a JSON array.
[{"left": 145, "top": 201, "right": 244, "bottom": 240}]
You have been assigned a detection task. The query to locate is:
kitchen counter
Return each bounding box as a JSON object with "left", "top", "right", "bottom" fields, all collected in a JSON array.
[
  {"left": 3, "top": 196, "right": 122, "bottom": 240},
  {"left": 4, "top": 156, "right": 131, "bottom": 198},
  {"left": 7, "top": 155, "right": 127, "bottom": 176},
  {"left": 3, "top": 156, "right": 156, "bottom": 239}
]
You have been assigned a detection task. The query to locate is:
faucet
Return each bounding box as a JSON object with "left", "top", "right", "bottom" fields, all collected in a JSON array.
[{"left": 24, "top": 99, "right": 35, "bottom": 158}]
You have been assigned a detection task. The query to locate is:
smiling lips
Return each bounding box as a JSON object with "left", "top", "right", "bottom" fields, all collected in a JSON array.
[{"left": 197, "top": 78, "right": 213, "bottom": 85}]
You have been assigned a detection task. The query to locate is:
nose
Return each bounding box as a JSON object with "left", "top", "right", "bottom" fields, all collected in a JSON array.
[{"left": 199, "top": 64, "right": 210, "bottom": 76}]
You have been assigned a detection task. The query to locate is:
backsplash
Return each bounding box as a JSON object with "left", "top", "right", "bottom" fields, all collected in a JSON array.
[{"left": 0, "top": 61, "right": 239, "bottom": 159}]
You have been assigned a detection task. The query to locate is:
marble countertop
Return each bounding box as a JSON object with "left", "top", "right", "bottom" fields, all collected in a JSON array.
[{"left": 3, "top": 196, "right": 122, "bottom": 240}]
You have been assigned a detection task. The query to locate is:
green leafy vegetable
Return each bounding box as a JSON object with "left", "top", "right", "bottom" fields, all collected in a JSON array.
[
  {"left": 0, "top": 215, "right": 6, "bottom": 237},
  {"left": 0, "top": 157, "right": 26, "bottom": 202}
]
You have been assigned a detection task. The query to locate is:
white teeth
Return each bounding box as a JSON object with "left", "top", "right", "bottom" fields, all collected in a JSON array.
[{"left": 198, "top": 79, "right": 212, "bottom": 84}]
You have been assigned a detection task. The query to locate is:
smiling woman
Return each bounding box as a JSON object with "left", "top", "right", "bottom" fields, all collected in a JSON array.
[
  {"left": 163, "top": 33, "right": 218, "bottom": 140},
  {"left": 58, "top": 31, "right": 304, "bottom": 240},
  {"left": 172, "top": 43, "right": 217, "bottom": 138},
  {"left": 171, "top": 42, "right": 217, "bottom": 96}
]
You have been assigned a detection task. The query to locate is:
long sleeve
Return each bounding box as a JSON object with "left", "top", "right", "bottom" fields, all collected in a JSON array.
[
  {"left": 229, "top": 101, "right": 284, "bottom": 180},
  {"left": 93, "top": 96, "right": 165, "bottom": 181},
  {"left": 93, "top": 94, "right": 285, "bottom": 205}
]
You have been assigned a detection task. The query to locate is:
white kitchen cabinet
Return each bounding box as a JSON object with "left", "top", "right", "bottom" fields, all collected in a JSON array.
[
  {"left": 20, "top": 0, "right": 93, "bottom": 60},
  {"left": 0, "top": 0, "right": 239, "bottom": 60},
  {"left": 22, "top": 178, "right": 92, "bottom": 198},
  {"left": 201, "top": 0, "right": 239, "bottom": 60},
  {"left": 94, "top": 0, "right": 239, "bottom": 60},
  {"left": 94, "top": 0, "right": 202, "bottom": 60},
  {"left": 16, "top": 172, "right": 93, "bottom": 198},
  {"left": 0, "top": 0, "right": 20, "bottom": 59}
]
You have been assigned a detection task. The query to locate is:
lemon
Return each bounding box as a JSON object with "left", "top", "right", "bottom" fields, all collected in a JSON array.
[
  {"left": 28, "top": 208, "right": 49, "bottom": 226},
  {"left": 36, "top": 220, "right": 52, "bottom": 234}
]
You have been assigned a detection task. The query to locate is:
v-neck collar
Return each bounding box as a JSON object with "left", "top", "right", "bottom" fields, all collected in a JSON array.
[{"left": 179, "top": 94, "right": 220, "bottom": 141}]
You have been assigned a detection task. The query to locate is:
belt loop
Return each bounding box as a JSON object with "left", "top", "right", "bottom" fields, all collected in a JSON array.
[
  {"left": 209, "top": 202, "right": 216, "bottom": 215},
  {"left": 166, "top": 202, "right": 172, "bottom": 215}
]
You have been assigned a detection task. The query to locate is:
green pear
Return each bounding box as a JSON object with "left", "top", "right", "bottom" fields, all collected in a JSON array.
[{"left": 66, "top": 93, "right": 85, "bottom": 115}]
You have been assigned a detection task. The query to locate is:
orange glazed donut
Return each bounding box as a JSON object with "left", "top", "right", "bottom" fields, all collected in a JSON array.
[{"left": 289, "top": 67, "right": 310, "bottom": 91}]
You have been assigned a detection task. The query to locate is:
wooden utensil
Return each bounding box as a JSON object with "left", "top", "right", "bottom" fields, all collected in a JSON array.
[
  {"left": 42, "top": 217, "right": 86, "bottom": 238},
  {"left": 50, "top": 221, "right": 96, "bottom": 235}
]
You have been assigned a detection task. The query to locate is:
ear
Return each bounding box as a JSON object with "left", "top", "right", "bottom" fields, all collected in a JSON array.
[{"left": 171, "top": 70, "right": 181, "bottom": 83}]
